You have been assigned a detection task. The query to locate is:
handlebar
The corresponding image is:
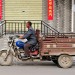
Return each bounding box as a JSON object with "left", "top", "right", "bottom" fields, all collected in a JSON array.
[
  {"left": 9, "top": 35, "right": 20, "bottom": 40},
  {"left": 15, "top": 35, "right": 20, "bottom": 38}
]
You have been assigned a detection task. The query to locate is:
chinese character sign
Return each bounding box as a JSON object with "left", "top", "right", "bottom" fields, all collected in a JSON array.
[
  {"left": 48, "top": 0, "right": 54, "bottom": 20},
  {"left": 0, "top": 0, "right": 2, "bottom": 20}
]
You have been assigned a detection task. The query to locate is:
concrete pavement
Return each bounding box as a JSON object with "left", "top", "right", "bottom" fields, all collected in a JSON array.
[{"left": 0, "top": 61, "right": 75, "bottom": 75}]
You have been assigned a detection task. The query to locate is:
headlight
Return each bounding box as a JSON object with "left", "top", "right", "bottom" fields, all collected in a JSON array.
[
  {"left": 8, "top": 40, "right": 12, "bottom": 46},
  {"left": 9, "top": 36, "right": 14, "bottom": 40},
  {"left": 8, "top": 40, "right": 12, "bottom": 43}
]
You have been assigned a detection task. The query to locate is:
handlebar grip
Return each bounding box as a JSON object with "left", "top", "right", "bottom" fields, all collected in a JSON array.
[{"left": 15, "top": 35, "right": 20, "bottom": 38}]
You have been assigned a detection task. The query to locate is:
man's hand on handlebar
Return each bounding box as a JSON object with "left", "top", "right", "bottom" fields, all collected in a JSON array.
[
  {"left": 16, "top": 35, "right": 24, "bottom": 39},
  {"left": 19, "top": 35, "right": 24, "bottom": 39}
]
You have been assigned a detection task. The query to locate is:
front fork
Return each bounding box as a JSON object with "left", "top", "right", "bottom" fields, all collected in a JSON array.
[{"left": 4, "top": 50, "right": 11, "bottom": 61}]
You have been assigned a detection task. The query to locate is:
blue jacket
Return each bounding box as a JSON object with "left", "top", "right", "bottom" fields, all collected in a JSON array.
[{"left": 24, "top": 27, "right": 37, "bottom": 45}]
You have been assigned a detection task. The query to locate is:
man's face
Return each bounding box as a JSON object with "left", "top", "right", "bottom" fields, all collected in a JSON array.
[{"left": 26, "top": 22, "right": 30, "bottom": 28}]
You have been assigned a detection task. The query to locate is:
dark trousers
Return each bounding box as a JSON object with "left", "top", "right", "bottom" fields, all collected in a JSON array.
[{"left": 24, "top": 43, "right": 31, "bottom": 56}]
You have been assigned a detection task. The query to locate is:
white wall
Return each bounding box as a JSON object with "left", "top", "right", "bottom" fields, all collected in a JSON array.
[{"left": 42, "top": 0, "right": 72, "bottom": 33}]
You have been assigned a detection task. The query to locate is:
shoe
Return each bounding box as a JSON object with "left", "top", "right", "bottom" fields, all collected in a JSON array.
[{"left": 21, "top": 55, "right": 30, "bottom": 59}]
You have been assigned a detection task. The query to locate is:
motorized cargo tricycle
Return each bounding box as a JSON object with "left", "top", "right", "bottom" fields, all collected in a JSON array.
[{"left": 0, "top": 30, "right": 75, "bottom": 68}]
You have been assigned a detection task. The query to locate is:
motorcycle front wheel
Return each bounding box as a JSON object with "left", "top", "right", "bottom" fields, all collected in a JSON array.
[{"left": 0, "top": 51, "right": 13, "bottom": 66}]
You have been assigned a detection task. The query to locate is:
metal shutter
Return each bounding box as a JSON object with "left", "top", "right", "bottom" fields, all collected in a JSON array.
[{"left": 5, "top": 0, "right": 42, "bottom": 20}]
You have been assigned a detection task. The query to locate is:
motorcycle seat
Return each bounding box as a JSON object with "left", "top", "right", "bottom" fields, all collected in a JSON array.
[{"left": 29, "top": 43, "right": 39, "bottom": 52}]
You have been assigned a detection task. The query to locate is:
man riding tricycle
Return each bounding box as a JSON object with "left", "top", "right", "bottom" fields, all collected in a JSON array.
[
  {"left": 0, "top": 21, "right": 74, "bottom": 68},
  {"left": 0, "top": 21, "right": 40, "bottom": 65}
]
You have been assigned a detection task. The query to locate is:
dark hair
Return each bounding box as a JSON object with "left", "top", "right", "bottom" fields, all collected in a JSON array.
[{"left": 27, "top": 21, "right": 32, "bottom": 26}]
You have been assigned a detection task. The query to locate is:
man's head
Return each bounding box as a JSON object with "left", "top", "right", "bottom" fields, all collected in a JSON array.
[{"left": 26, "top": 21, "right": 32, "bottom": 29}]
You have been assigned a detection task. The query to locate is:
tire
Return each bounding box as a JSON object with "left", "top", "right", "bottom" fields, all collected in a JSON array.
[
  {"left": 0, "top": 51, "right": 13, "bottom": 66},
  {"left": 58, "top": 55, "right": 73, "bottom": 68}
]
